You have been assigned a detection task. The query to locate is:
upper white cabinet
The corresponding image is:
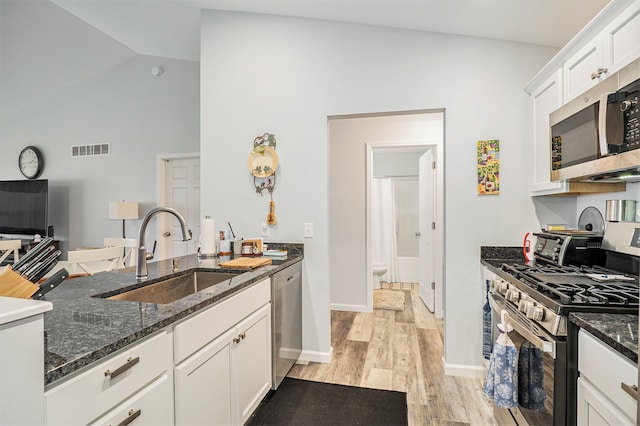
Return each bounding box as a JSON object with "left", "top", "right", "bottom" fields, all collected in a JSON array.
[
  {"left": 602, "top": 2, "right": 640, "bottom": 76},
  {"left": 526, "top": 0, "right": 640, "bottom": 195},
  {"left": 564, "top": 1, "right": 640, "bottom": 102},
  {"left": 531, "top": 70, "right": 565, "bottom": 194},
  {"left": 563, "top": 35, "right": 605, "bottom": 102}
]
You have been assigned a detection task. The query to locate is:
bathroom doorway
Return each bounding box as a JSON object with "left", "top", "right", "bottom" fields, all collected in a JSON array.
[{"left": 328, "top": 110, "right": 444, "bottom": 317}]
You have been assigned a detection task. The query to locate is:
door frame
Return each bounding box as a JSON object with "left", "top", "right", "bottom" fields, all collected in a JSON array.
[
  {"left": 156, "top": 152, "right": 200, "bottom": 260},
  {"left": 366, "top": 140, "right": 444, "bottom": 317}
]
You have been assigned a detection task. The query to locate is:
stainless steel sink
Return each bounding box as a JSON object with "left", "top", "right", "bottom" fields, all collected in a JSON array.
[{"left": 107, "top": 271, "right": 239, "bottom": 304}]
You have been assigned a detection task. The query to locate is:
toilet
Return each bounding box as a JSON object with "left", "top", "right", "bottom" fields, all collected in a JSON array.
[{"left": 372, "top": 262, "right": 387, "bottom": 289}]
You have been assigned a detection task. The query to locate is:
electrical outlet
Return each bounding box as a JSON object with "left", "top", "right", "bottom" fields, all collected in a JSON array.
[
  {"left": 261, "top": 221, "right": 270, "bottom": 236},
  {"left": 304, "top": 223, "right": 313, "bottom": 238}
]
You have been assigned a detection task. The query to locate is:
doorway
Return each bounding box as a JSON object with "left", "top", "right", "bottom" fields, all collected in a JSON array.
[
  {"left": 328, "top": 110, "right": 444, "bottom": 316},
  {"left": 155, "top": 153, "right": 200, "bottom": 260},
  {"left": 367, "top": 144, "right": 440, "bottom": 314}
]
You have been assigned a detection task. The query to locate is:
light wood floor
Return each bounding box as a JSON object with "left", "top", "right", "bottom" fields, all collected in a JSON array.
[{"left": 287, "top": 286, "right": 498, "bottom": 425}]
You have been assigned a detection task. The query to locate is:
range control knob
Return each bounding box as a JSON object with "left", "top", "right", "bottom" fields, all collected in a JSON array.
[
  {"left": 494, "top": 280, "right": 508, "bottom": 294},
  {"left": 518, "top": 300, "right": 533, "bottom": 313},
  {"left": 620, "top": 99, "right": 637, "bottom": 112},
  {"left": 526, "top": 305, "right": 545, "bottom": 321},
  {"left": 505, "top": 289, "right": 520, "bottom": 303}
]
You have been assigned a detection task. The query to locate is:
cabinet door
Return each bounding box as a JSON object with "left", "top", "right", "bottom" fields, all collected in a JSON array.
[
  {"left": 602, "top": 0, "right": 640, "bottom": 75},
  {"left": 174, "top": 328, "right": 236, "bottom": 426},
  {"left": 90, "top": 374, "right": 173, "bottom": 426},
  {"left": 232, "top": 303, "right": 272, "bottom": 425},
  {"left": 577, "top": 377, "right": 635, "bottom": 426},
  {"left": 563, "top": 35, "right": 606, "bottom": 102},
  {"left": 530, "top": 69, "right": 567, "bottom": 194}
]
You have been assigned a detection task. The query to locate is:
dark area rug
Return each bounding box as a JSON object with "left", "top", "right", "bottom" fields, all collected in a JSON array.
[{"left": 246, "top": 377, "right": 408, "bottom": 425}]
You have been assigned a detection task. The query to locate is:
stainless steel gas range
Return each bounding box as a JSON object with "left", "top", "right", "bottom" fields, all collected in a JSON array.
[{"left": 488, "top": 223, "right": 640, "bottom": 425}]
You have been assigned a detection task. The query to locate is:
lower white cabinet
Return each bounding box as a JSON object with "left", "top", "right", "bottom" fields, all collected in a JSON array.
[
  {"left": 174, "top": 278, "right": 272, "bottom": 425},
  {"left": 45, "top": 331, "right": 172, "bottom": 426},
  {"left": 174, "top": 328, "right": 235, "bottom": 425},
  {"left": 90, "top": 374, "right": 173, "bottom": 426},
  {"left": 577, "top": 330, "right": 638, "bottom": 425},
  {"left": 44, "top": 277, "right": 273, "bottom": 426},
  {"left": 232, "top": 304, "right": 272, "bottom": 425}
]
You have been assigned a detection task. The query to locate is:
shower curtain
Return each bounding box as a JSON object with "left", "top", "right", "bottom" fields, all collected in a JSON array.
[{"left": 372, "top": 177, "right": 399, "bottom": 283}]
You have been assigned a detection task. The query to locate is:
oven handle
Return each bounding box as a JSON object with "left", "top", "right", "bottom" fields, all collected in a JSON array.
[{"left": 489, "top": 295, "right": 557, "bottom": 359}]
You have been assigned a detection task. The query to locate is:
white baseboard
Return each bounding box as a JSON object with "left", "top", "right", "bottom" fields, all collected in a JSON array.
[
  {"left": 330, "top": 303, "right": 371, "bottom": 312},
  {"left": 441, "top": 356, "right": 485, "bottom": 378},
  {"left": 298, "top": 346, "right": 333, "bottom": 364}
]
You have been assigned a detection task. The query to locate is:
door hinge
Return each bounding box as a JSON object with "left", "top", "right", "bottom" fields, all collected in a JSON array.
[
  {"left": 431, "top": 282, "right": 435, "bottom": 290},
  {"left": 431, "top": 222, "right": 436, "bottom": 230},
  {"left": 432, "top": 161, "right": 436, "bottom": 169}
]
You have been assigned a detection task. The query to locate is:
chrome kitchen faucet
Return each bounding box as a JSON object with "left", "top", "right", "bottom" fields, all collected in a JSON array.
[{"left": 136, "top": 206, "right": 192, "bottom": 279}]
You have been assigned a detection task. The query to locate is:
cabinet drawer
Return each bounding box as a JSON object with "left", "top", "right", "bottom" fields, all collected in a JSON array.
[
  {"left": 174, "top": 278, "right": 270, "bottom": 363},
  {"left": 579, "top": 330, "right": 638, "bottom": 421},
  {"left": 90, "top": 373, "right": 173, "bottom": 426},
  {"left": 45, "top": 331, "right": 171, "bottom": 425}
]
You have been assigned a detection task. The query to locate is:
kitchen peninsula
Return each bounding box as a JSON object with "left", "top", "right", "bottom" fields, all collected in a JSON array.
[{"left": 6, "top": 244, "right": 302, "bottom": 425}]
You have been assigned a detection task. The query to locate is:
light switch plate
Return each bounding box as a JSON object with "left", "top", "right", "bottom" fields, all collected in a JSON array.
[
  {"left": 261, "top": 221, "right": 270, "bottom": 236},
  {"left": 304, "top": 223, "right": 313, "bottom": 238}
]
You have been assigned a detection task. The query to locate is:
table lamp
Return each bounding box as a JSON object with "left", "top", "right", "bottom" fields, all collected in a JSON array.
[{"left": 108, "top": 201, "right": 139, "bottom": 238}]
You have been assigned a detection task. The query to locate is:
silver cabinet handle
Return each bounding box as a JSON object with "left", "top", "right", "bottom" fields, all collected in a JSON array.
[
  {"left": 590, "top": 67, "right": 608, "bottom": 80},
  {"left": 415, "top": 232, "right": 421, "bottom": 237},
  {"left": 104, "top": 357, "right": 140, "bottom": 380},
  {"left": 621, "top": 382, "right": 638, "bottom": 399},
  {"left": 115, "top": 409, "right": 141, "bottom": 426}
]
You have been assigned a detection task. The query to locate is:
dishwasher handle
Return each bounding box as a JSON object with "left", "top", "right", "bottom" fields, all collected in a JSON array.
[{"left": 286, "top": 272, "right": 301, "bottom": 284}]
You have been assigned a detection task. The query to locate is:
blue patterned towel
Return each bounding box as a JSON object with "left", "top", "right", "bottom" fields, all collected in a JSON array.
[
  {"left": 483, "top": 332, "right": 518, "bottom": 408},
  {"left": 518, "top": 341, "right": 546, "bottom": 411}
]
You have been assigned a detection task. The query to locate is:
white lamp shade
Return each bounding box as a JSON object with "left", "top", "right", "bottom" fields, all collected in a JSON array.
[{"left": 109, "top": 201, "right": 139, "bottom": 220}]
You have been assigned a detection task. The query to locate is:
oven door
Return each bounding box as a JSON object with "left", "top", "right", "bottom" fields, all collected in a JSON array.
[{"left": 489, "top": 293, "right": 567, "bottom": 426}]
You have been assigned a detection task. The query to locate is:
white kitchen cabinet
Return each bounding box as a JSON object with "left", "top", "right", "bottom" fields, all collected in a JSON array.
[
  {"left": 562, "top": 0, "right": 640, "bottom": 102},
  {"left": 90, "top": 374, "right": 173, "bottom": 426},
  {"left": 173, "top": 278, "right": 272, "bottom": 426},
  {"left": 45, "top": 330, "right": 172, "bottom": 426},
  {"left": 526, "top": 0, "right": 639, "bottom": 195},
  {"left": 530, "top": 70, "right": 565, "bottom": 194},
  {"left": 563, "top": 35, "right": 605, "bottom": 102},
  {"left": 174, "top": 328, "right": 235, "bottom": 425},
  {"left": 577, "top": 330, "right": 637, "bottom": 425},
  {"left": 601, "top": 0, "right": 640, "bottom": 76},
  {"left": 232, "top": 304, "right": 272, "bottom": 425}
]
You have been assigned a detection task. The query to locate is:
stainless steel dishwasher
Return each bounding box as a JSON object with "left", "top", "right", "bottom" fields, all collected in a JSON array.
[{"left": 271, "top": 261, "right": 302, "bottom": 389}]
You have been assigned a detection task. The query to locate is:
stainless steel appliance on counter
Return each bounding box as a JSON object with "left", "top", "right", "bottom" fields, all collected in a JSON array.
[
  {"left": 550, "top": 57, "right": 640, "bottom": 183},
  {"left": 271, "top": 261, "right": 302, "bottom": 389},
  {"left": 489, "top": 223, "right": 640, "bottom": 425}
]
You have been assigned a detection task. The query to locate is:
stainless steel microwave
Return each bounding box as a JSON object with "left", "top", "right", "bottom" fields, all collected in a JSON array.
[{"left": 550, "top": 58, "right": 640, "bottom": 182}]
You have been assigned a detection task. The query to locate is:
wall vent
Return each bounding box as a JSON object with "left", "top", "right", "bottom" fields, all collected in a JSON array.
[{"left": 71, "top": 143, "right": 110, "bottom": 157}]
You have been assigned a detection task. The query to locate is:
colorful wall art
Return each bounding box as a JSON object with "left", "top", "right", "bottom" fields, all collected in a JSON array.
[{"left": 477, "top": 140, "right": 500, "bottom": 195}]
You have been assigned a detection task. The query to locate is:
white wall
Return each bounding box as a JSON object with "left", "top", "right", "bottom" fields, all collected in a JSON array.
[
  {"left": 200, "top": 10, "right": 558, "bottom": 370},
  {"left": 0, "top": 1, "right": 200, "bottom": 254}
]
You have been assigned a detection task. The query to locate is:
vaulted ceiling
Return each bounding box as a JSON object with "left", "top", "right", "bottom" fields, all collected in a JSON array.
[{"left": 50, "top": 0, "right": 612, "bottom": 62}]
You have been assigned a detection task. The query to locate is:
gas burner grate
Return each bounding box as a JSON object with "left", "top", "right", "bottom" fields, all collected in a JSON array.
[
  {"left": 540, "top": 282, "right": 640, "bottom": 305},
  {"left": 501, "top": 262, "right": 640, "bottom": 308}
]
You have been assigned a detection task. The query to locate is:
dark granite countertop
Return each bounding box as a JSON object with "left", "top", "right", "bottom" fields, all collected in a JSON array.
[
  {"left": 480, "top": 245, "right": 527, "bottom": 273},
  {"left": 42, "top": 243, "right": 303, "bottom": 386},
  {"left": 570, "top": 312, "right": 638, "bottom": 364}
]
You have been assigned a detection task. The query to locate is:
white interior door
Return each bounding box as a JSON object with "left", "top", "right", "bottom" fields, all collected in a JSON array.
[
  {"left": 419, "top": 149, "right": 435, "bottom": 312},
  {"left": 163, "top": 157, "right": 200, "bottom": 259}
]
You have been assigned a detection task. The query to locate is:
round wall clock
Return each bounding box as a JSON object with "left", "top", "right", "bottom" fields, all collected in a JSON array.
[{"left": 18, "top": 146, "right": 44, "bottom": 179}]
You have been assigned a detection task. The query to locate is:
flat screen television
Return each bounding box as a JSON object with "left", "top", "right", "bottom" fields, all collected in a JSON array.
[{"left": 0, "top": 179, "right": 48, "bottom": 237}]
